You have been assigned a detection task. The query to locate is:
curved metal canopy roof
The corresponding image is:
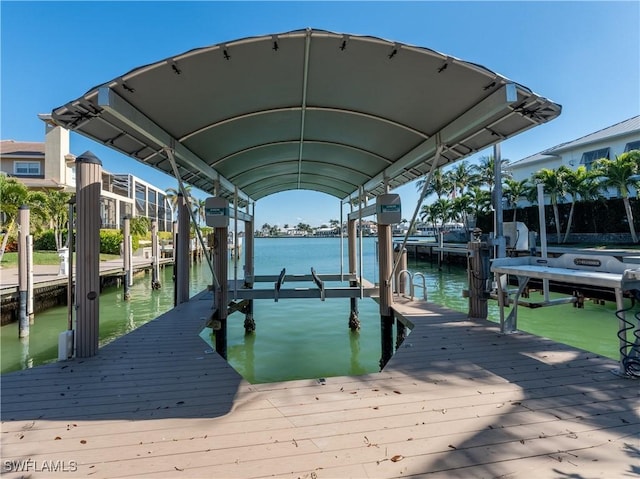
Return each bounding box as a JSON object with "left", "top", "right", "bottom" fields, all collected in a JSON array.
[{"left": 52, "top": 28, "right": 561, "bottom": 207}]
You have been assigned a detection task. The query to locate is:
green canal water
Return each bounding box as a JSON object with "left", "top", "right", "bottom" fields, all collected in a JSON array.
[{"left": 0, "top": 237, "right": 630, "bottom": 382}]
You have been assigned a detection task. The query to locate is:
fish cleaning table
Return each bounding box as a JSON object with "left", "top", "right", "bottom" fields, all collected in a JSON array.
[{"left": 491, "top": 253, "right": 640, "bottom": 377}]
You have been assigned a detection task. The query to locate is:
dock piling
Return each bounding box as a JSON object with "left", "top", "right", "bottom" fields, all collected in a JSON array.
[
  {"left": 123, "top": 216, "right": 131, "bottom": 300},
  {"left": 347, "top": 218, "right": 360, "bottom": 331},
  {"left": 467, "top": 234, "right": 490, "bottom": 320},
  {"left": 18, "top": 205, "right": 30, "bottom": 338},
  {"left": 378, "top": 223, "right": 394, "bottom": 369},
  {"left": 213, "top": 226, "right": 228, "bottom": 357},
  {"left": 75, "top": 151, "right": 102, "bottom": 358},
  {"left": 176, "top": 194, "right": 190, "bottom": 304},
  {"left": 151, "top": 219, "right": 161, "bottom": 289}
]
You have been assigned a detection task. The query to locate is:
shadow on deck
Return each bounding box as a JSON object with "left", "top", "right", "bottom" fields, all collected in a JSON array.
[{"left": 1, "top": 294, "right": 638, "bottom": 478}]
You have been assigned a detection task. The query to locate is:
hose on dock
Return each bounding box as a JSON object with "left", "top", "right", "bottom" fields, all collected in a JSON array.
[{"left": 616, "top": 290, "right": 640, "bottom": 378}]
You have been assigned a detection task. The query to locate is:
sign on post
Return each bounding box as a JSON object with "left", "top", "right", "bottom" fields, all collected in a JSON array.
[{"left": 205, "top": 197, "right": 230, "bottom": 227}]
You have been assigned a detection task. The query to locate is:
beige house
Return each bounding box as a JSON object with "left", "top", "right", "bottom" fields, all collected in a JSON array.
[{"left": 1, "top": 116, "right": 173, "bottom": 231}]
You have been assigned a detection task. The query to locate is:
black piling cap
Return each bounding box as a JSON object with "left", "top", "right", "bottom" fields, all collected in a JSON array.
[{"left": 76, "top": 151, "right": 102, "bottom": 165}]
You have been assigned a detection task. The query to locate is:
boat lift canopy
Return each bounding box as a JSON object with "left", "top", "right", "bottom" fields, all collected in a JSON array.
[{"left": 51, "top": 28, "right": 561, "bottom": 207}]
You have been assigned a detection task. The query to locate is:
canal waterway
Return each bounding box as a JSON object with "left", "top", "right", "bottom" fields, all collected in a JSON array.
[{"left": 0, "top": 237, "right": 629, "bottom": 382}]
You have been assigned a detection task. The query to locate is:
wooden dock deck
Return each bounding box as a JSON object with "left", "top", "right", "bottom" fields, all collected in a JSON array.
[
  {"left": 1, "top": 292, "right": 638, "bottom": 478},
  {"left": 0, "top": 257, "right": 174, "bottom": 296}
]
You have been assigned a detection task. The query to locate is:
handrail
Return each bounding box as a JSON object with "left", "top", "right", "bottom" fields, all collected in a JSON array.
[
  {"left": 413, "top": 272, "right": 428, "bottom": 301},
  {"left": 397, "top": 269, "right": 413, "bottom": 299}
]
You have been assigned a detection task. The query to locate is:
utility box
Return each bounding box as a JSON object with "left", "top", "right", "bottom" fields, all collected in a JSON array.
[
  {"left": 376, "top": 194, "right": 401, "bottom": 225},
  {"left": 503, "top": 221, "right": 529, "bottom": 251},
  {"left": 205, "top": 197, "right": 229, "bottom": 228}
]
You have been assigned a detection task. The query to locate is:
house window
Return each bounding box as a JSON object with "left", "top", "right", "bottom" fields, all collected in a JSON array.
[
  {"left": 580, "top": 147, "right": 609, "bottom": 170},
  {"left": 14, "top": 161, "right": 41, "bottom": 176},
  {"left": 624, "top": 140, "right": 640, "bottom": 152}
]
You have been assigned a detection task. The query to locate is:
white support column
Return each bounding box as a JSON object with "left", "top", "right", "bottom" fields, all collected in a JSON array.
[{"left": 18, "top": 206, "right": 30, "bottom": 338}]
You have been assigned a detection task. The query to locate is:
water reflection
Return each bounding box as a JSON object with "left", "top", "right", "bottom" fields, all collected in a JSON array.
[
  {"left": 20, "top": 337, "right": 33, "bottom": 369},
  {"left": 349, "top": 330, "right": 365, "bottom": 375},
  {"left": 243, "top": 332, "right": 256, "bottom": 383}
]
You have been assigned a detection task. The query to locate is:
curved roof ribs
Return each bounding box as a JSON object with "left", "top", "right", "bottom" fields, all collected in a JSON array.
[{"left": 50, "top": 29, "right": 561, "bottom": 205}]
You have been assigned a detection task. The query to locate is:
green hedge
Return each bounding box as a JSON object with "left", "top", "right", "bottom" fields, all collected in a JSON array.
[{"left": 100, "top": 229, "right": 123, "bottom": 255}]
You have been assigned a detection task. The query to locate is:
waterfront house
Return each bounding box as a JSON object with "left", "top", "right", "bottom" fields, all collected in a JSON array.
[{"left": 0, "top": 115, "right": 173, "bottom": 232}]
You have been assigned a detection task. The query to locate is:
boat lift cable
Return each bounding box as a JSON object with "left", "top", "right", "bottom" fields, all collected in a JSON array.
[
  {"left": 388, "top": 142, "right": 444, "bottom": 284},
  {"left": 163, "top": 147, "right": 220, "bottom": 289}
]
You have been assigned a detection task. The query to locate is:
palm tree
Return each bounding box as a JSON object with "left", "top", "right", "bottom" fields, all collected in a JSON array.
[
  {"left": 415, "top": 168, "right": 451, "bottom": 200},
  {"left": 452, "top": 194, "right": 474, "bottom": 234},
  {"left": 503, "top": 178, "right": 530, "bottom": 223},
  {"left": 165, "top": 185, "right": 192, "bottom": 221},
  {"left": 1, "top": 177, "right": 29, "bottom": 261},
  {"left": 561, "top": 166, "right": 592, "bottom": 243},
  {"left": 467, "top": 186, "right": 492, "bottom": 220},
  {"left": 575, "top": 173, "right": 605, "bottom": 234},
  {"left": 474, "top": 155, "right": 512, "bottom": 194},
  {"left": 446, "top": 161, "right": 477, "bottom": 198},
  {"left": 193, "top": 198, "right": 206, "bottom": 226},
  {"left": 533, "top": 167, "right": 569, "bottom": 243},
  {"left": 593, "top": 151, "right": 640, "bottom": 243}
]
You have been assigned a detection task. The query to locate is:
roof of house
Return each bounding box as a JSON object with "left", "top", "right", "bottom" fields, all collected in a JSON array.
[
  {"left": 509, "top": 115, "right": 640, "bottom": 167},
  {"left": 543, "top": 115, "right": 639, "bottom": 155},
  {"left": 0, "top": 140, "right": 45, "bottom": 157}
]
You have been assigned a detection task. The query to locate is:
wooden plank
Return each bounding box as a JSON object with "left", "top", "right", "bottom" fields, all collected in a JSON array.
[{"left": 2, "top": 291, "right": 638, "bottom": 479}]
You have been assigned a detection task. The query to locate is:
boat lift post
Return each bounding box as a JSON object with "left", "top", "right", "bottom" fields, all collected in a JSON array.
[{"left": 243, "top": 201, "right": 256, "bottom": 333}]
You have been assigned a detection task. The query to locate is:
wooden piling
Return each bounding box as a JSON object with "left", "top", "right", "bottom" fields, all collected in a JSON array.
[
  {"left": 151, "top": 219, "right": 161, "bottom": 289},
  {"left": 176, "top": 194, "right": 191, "bottom": 304},
  {"left": 75, "top": 151, "right": 102, "bottom": 358},
  {"left": 18, "top": 205, "right": 29, "bottom": 338},
  {"left": 67, "top": 197, "right": 75, "bottom": 331},
  {"left": 27, "top": 234, "right": 34, "bottom": 324},
  {"left": 122, "top": 216, "right": 131, "bottom": 300},
  {"left": 213, "top": 226, "right": 229, "bottom": 357},
  {"left": 243, "top": 220, "right": 255, "bottom": 333},
  {"left": 347, "top": 218, "right": 360, "bottom": 331},
  {"left": 467, "top": 239, "right": 490, "bottom": 320},
  {"left": 378, "top": 223, "right": 394, "bottom": 368}
]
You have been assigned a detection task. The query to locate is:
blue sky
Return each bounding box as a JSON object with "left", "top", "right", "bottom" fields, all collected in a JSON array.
[{"left": 2, "top": 1, "right": 639, "bottom": 228}]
